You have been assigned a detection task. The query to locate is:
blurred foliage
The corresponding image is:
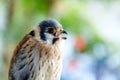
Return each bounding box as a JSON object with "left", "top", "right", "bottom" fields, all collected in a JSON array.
[
  {"left": 2, "top": 0, "right": 107, "bottom": 56},
  {"left": 4, "top": 0, "right": 104, "bottom": 45}
]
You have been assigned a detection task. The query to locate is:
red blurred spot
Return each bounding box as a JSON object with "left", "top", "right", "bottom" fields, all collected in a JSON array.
[
  {"left": 75, "top": 36, "right": 87, "bottom": 52},
  {"left": 69, "top": 58, "right": 78, "bottom": 71}
]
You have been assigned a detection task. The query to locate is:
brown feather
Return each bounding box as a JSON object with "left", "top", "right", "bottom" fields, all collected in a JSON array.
[{"left": 8, "top": 34, "right": 32, "bottom": 78}]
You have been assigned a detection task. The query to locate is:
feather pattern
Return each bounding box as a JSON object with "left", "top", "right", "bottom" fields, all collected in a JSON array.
[
  {"left": 9, "top": 19, "right": 67, "bottom": 80},
  {"left": 9, "top": 34, "right": 63, "bottom": 80}
]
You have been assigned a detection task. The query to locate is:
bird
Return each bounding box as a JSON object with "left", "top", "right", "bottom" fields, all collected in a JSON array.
[{"left": 8, "top": 19, "right": 67, "bottom": 80}]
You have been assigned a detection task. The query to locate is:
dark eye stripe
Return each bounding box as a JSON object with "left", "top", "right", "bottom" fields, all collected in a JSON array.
[
  {"left": 48, "top": 28, "right": 56, "bottom": 34},
  {"left": 48, "top": 28, "right": 54, "bottom": 33}
]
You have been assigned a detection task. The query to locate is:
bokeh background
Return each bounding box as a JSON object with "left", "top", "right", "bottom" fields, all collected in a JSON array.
[{"left": 0, "top": 0, "right": 120, "bottom": 80}]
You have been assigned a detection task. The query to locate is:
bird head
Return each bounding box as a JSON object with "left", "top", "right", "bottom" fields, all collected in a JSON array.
[{"left": 29, "top": 19, "right": 67, "bottom": 45}]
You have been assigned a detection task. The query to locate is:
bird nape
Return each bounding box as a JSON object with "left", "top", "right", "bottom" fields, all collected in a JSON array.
[{"left": 9, "top": 19, "right": 67, "bottom": 80}]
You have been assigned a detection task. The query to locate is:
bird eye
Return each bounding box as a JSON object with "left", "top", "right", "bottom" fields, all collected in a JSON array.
[
  {"left": 59, "top": 28, "right": 63, "bottom": 33},
  {"left": 48, "top": 28, "right": 56, "bottom": 34}
]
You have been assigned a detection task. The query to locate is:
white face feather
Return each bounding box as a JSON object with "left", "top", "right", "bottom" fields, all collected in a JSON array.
[
  {"left": 44, "top": 33, "right": 55, "bottom": 45},
  {"left": 44, "top": 32, "right": 65, "bottom": 51},
  {"left": 58, "top": 39, "right": 65, "bottom": 51}
]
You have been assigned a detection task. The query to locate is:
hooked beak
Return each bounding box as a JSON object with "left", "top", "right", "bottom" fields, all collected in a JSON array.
[
  {"left": 61, "top": 30, "right": 68, "bottom": 40},
  {"left": 54, "top": 30, "right": 68, "bottom": 40},
  {"left": 62, "top": 30, "right": 68, "bottom": 35},
  {"left": 53, "top": 29, "right": 68, "bottom": 44}
]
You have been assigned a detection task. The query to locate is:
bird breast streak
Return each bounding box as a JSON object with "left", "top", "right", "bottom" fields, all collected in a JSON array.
[{"left": 35, "top": 42, "right": 63, "bottom": 80}]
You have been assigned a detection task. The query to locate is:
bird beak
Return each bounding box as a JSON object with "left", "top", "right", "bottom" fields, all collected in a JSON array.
[
  {"left": 54, "top": 30, "right": 67, "bottom": 40},
  {"left": 62, "top": 30, "right": 68, "bottom": 35},
  {"left": 55, "top": 30, "right": 68, "bottom": 40},
  {"left": 61, "top": 30, "right": 67, "bottom": 40},
  {"left": 53, "top": 30, "right": 67, "bottom": 44}
]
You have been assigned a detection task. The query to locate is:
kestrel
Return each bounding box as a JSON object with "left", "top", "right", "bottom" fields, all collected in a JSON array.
[{"left": 9, "top": 19, "right": 67, "bottom": 80}]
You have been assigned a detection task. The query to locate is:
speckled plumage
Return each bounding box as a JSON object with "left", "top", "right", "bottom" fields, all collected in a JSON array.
[{"left": 9, "top": 19, "right": 67, "bottom": 80}]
